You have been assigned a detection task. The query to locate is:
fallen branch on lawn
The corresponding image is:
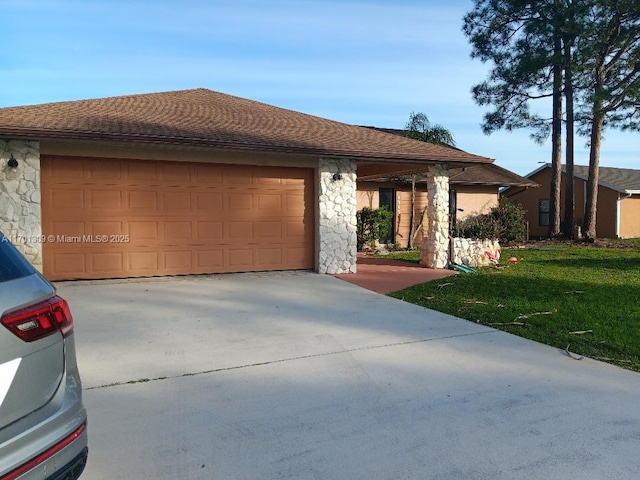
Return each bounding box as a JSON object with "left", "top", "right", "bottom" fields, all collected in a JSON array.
[
  {"left": 437, "top": 283, "right": 453, "bottom": 289},
  {"left": 515, "top": 309, "right": 557, "bottom": 321},
  {"left": 564, "top": 290, "right": 585, "bottom": 295},
  {"left": 569, "top": 330, "right": 593, "bottom": 335},
  {"left": 463, "top": 299, "right": 488, "bottom": 305},
  {"left": 488, "top": 321, "right": 529, "bottom": 327},
  {"left": 589, "top": 356, "right": 632, "bottom": 363}
]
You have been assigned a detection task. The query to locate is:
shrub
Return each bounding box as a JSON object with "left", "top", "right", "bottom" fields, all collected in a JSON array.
[
  {"left": 357, "top": 207, "right": 393, "bottom": 251},
  {"left": 452, "top": 197, "right": 526, "bottom": 244}
]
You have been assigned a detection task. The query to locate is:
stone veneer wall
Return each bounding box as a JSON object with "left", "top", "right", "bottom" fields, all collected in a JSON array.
[
  {"left": 317, "top": 158, "right": 357, "bottom": 274},
  {"left": 420, "top": 164, "right": 449, "bottom": 269},
  {"left": 0, "top": 140, "right": 42, "bottom": 271},
  {"left": 452, "top": 238, "right": 501, "bottom": 268}
]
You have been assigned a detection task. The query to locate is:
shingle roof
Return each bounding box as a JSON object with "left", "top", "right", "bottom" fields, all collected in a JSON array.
[
  {"left": 522, "top": 163, "right": 640, "bottom": 194},
  {"left": 359, "top": 126, "right": 535, "bottom": 187},
  {"left": 0, "top": 88, "right": 492, "bottom": 164},
  {"left": 570, "top": 165, "right": 640, "bottom": 193},
  {"left": 358, "top": 163, "right": 538, "bottom": 188},
  {"left": 449, "top": 164, "right": 539, "bottom": 188}
]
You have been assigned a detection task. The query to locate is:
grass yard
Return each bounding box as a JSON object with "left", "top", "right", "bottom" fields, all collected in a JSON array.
[{"left": 385, "top": 241, "right": 640, "bottom": 372}]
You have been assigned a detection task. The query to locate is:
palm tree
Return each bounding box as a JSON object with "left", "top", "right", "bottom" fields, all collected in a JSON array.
[{"left": 405, "top": 112, "right": 456, "bottom": 146}]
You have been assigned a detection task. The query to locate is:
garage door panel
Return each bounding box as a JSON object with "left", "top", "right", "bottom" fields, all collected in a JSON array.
[
  {"left": 90, "top": 190, "right": 122, "bottom": 210},
  {"left": 89, "top": 159, "right": 123, "bottom": 181},
  {"left": 128, "top": 190, "right": 158, "bottom": 211},
  {"left": 91, "top": 221, "right": 124, "bottom": 236},
  {"left": 50, "top": 221, "right": 85, "bottom": 237},
  {"left": 129, "top": 221, "right": 159, "bottom": 241},
  {"left": 51, "top": 253, "right": 86, "bottom": 275},
  {"left": 42, "top": 157, "right": 85, "bottom": 181},
  {"left": 160, "top": 162, "right": 193, "bottom": 183},
  {"left": 163, "top": 222, "right": 192, "bottom": 241},
  {"left": 92, "top": 252, "right": 125, "bottom": 274},
  {"left": 196, "top": 192, "right": 223, "bottom": 210},
  {"left": 228, "top": 248, "right": 254, "bottom": 268},
  {"left": 195, "top": 165, "right": 224, "bottom": 183},
  {"left": 255, "top": 222, "right": 282, "bottom": 239},
  {"left": 50, "top": 188, "right": 85, "bottom": 209},
  {"left": 227, "top": 222, "right": 253, "bottom": 240},
  {"left": 257, "top": 194, "right": 282, "bottom": 213},
  {"left": 257, "top": 248, "right": 282, "bottom": 266},
  {"left": 228, "top": 193, "right": 253, "bottom": 211},
  {"left": 196, "top": 250, "right": 224, "bottom": 270},
  {"left": 128, "top": 251, "right": 159, "bottom": 272},
  {"left": 163, "top": 251, "right": 193, "bottom": 271},
  {"left": 196, "top": 221, "right": 223, "bottom": 240},
  {"left": 225, "top": 165, "right": 255, "bottom": 184},
  {"left": 42, "top": 156, "right": 314, "bottom": 280},
  {"left": 286, "top": 247, "right": 313, "bottom": 266},
  {"left": 285, "top": 195, "right": 307, "bottom": 215},
  {"left": 127, "top": 161, "right": 159, "bottom": 182},
  {"left": 161, "top": 191, "right": 192, "bottom": 211}
]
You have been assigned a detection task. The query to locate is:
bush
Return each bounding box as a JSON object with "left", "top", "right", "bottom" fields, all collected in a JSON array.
[
  {"left": 357, "top": 207, "right": 393, "bottom": 251},
  {"left": 452, "top": 197, "right": 526, "bottom": 244}
]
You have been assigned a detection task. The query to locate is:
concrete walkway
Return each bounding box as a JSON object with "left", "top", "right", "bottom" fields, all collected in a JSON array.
[{"left": 59, "top": 272, "right": 640, "bottom": 480}]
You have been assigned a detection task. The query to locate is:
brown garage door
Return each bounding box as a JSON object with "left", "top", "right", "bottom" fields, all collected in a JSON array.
[{"left": 41, "top": 156, "right": 315, "bottom": 280}]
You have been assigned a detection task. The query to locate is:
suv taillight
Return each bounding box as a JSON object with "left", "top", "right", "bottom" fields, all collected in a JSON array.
[{"left": 1, "top": 296, "right": 74, "bottom": 342}]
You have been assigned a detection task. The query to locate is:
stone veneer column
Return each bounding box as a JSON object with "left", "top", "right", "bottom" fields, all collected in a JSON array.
[
  {"left": 317, "top": 158, "right": 357, "bottom": 274},
  {"left": 0, "top": 140, "right": 42, "bottom": 271},
  {"left": 420, "top": 163, "right": 450, "bottom": 269}
]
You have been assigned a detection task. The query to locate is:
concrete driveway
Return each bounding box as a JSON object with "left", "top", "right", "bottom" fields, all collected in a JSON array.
[{"left": 58, "top": 272, "right": 640, "bottom": 480}]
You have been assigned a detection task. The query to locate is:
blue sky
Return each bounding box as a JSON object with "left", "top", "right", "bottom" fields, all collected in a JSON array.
[{"left": 3, "top": 0, "right": 638, "bottom": 175}]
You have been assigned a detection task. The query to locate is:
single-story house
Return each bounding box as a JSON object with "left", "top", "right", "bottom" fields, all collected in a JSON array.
[
  {"left": 0, "top": 88, "right": 493, "bottom": 281},
  {"left": 357, "top": 127, "right": 538, "bottom": 247},
  {"left": 504, "top": 163, "right": 640, "bottom": 238}
]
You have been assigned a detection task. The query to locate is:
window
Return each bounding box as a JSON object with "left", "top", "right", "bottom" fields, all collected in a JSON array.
[
  {"left": 378, "top": 188, "right": 395, "bottom": 243},
  {"left": 449, "top": 189, "right": 458, "bottom": 230},
  {"left": 539, "top": 199, "right": 550, "bottom": 227}
]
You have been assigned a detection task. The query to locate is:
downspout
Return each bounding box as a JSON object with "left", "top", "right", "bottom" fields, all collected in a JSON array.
[{"left": 616, "top": 192, "right": 633, "bottom": 238}]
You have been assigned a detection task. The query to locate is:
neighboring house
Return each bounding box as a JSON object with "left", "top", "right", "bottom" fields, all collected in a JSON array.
[
  {"left": 504, "top": 163, "right": 640, "bottom": 238},
  {"left": 357, "top": 163, "right": 538, "bottom": 247},
  {"left": 357, "top": 127, "right": 538, "bottom": 247},
  {"left": 0, "top": 88, "right": 492, "bottom": 280}
]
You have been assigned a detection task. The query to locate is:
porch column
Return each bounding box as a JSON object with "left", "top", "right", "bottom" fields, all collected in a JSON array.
[
  {"left": 0, "top": 140, "right": 42, "bottom": 271},
  {"left": 317, "top": 158, "right": 357, "bottom": 274},
  {"left": 420, "top": 163, "right": 450, "bottom": 269}
]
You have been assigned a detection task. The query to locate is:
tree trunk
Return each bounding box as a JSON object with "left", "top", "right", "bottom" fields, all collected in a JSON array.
[
  {"left": 549, "top": 30, "right": 563, "bottom": 238},
  {"left": 408, "top": 176, "right": 416, "bottom": 249},
  {"left": 563, "top": 38, "right": 575, "bottom": 238},
  {"left": 584, "top": 106, "right": 604, "bottom": 241}
]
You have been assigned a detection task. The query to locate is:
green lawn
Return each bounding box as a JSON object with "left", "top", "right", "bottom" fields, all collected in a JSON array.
[{"left": 385, "top": 242, "right": 640, "bottom": 372}]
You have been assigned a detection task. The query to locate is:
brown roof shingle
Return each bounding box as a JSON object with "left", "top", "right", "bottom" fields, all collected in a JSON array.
[
  {"left": 0, "top": 88, "right": 492, "bottom": 164},
  {"left": 449, "top": 164, "right": 539, "bottom": 188}
]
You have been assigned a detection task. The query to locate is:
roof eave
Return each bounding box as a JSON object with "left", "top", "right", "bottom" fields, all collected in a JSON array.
[{"left": 0, "top": 127, "right": 493, "bottom": 164}]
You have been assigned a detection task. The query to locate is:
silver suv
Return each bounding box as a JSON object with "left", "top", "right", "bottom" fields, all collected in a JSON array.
[{"left": 0, "top": 231, "right": 87, "bottom": 480}]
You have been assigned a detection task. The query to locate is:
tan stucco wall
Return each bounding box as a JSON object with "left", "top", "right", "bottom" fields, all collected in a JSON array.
[
  {"left": 507, "top": 168, "right": 624, "bottom": 238},
  {"left": 619, "top": 195, "right": 640, "bottom": 238},
  {"left": 595, "top": 187, "right": 618, "bottom": 238},
  {"left": 356, "top": 182, "right": 428, "bottom": 247},
  {"left": 356, "top": 182, "right": 381, "bottom": 210},
  {"left": 453, "top": 185, "right": 498, "bottom": 220}
]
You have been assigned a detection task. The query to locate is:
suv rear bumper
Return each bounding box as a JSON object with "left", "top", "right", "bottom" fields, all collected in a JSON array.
[{"left": 48, "top": 447, "right": 88, "bottom": 480}]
